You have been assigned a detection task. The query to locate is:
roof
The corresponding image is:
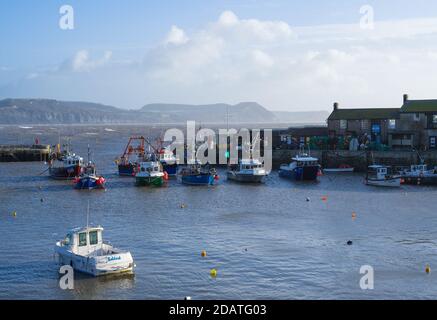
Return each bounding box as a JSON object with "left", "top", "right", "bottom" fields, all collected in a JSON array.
[
  {"left": 328, "top": 108, "right": 400, "bottom": 120},
  {"left": 401, "top": 100, "right": 437, "bottom": 113},
  {"left": 287, "top": 126, "right": 328, "bottom": 136}
]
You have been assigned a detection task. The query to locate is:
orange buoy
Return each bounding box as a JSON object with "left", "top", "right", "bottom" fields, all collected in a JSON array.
[
  {"left": 321, "top": 196, "right": 328, "bottom": 202},
  {"left": 201, "top": 250, "right": 207, "bottom": 257}
]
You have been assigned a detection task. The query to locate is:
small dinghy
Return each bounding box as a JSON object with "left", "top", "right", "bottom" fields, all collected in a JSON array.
[
  {"left": 55, "top": 225, "right": 135, "bottom": 277},
  {"left": 323, "top": 164, "right": 354, "bottom": 173},
  {"left": 365, "top": 165, "right": 402, "bottom": 188},
  {"left": 227, "top": 159, "right": 267, "bottom": 183}
]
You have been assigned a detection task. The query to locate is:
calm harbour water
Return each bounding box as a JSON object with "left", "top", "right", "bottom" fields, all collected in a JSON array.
[{"left": 1, "top": 125, "right": 437, "bottom": 300}]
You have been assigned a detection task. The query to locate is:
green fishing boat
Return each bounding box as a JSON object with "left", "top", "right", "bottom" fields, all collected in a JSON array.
[{"left": 135, "top": 161, "right": 166, "bottom": 187}]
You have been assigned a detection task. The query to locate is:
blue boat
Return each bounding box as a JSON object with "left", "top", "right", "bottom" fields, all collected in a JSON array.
[
  {"left": 279, "top": 151, "right": 320, "bottom": 181},
  {"left": 179, "top": 162, "right": 218, "bottom": 186},
  {"left": 74, "top": 149, "right": 106, "bottom": 190}
]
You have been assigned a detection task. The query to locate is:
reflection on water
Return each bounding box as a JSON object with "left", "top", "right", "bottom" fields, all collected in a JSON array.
[{"left": 1, "top": 125, "right": 437, "bottom": 299}]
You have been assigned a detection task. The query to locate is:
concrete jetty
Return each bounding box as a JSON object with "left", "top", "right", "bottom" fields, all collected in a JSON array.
[{"left": 0, "top": 145, "right": 51, "bottom": 162}]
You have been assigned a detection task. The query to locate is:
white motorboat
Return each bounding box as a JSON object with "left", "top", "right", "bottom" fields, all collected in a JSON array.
[
  {"left": 55, "top": 225, "right": 135, "bottom": 277},
  {"left": 227, "top": 159, "right": 268, "bottom": 183},
  {"left": 365, "top": 165, "right": 401, "bottom": 188}
]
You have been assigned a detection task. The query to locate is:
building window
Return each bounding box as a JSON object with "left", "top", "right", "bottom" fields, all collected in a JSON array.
[
  {"left": 361, "top": 120, "right": 369, "bottom": 130},
  {"left": 414, "top": 113, "right": 420, "bottom": 121},
  {"left": 389, "top": 119, "right": 396, "bottom": 129},
  {"left": 433, "top": 115, "right": 437, "bottom": 124},
  {"left": 340, "top": 120, "right": 347, "bottom": 130}
]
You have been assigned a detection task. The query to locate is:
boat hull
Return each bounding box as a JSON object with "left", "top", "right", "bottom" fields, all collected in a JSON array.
[
  {"left": 118, "top": 164, "right": 136, "bottom": 176},
  {"left": 279, "top": 166, "right": 319, "bottom": 181},
  {"left": 227, "top": 171, "right": 265, "bottom": 183},
  {"left": 55, "top": 248, "right": 134, "bottom": 277},
  {"left": 49, "top": 165, "right": 82, "bottom": 180},
  {"left": 135, "top": 176, "right": 164, "bottom": 187},
  {"left": 75, "top": 176, "right": 105, "bottom": 190},
  {"left": 366, "top": 177, "right": 401, "bottom": 187},
  {"left": 323, "top": 168, "right": 354, "bottom": 173},
  {"left": 401, "top": 175, "right": 437, "bottom": 185},
  {"left": 162, "top": 163, "right": 178, "bottom": 176},
  {"left": 181, "top": 174, "right": 215, "bottom": 186}
]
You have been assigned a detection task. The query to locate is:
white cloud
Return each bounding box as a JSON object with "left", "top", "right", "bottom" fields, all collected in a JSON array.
[
  {"left": 70, "top": 50, "right": 113, "bottom": 72},
  {"left": 165, "top": 26, "right": 189, "bottom": 45},
  {"left": 4, "top": 11, "right": 437, "bottom": 110}
]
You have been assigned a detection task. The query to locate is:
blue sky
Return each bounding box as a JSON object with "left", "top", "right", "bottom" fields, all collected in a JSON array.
[{"left": 2, "top": 0, "right": 437, "bottom": 110}]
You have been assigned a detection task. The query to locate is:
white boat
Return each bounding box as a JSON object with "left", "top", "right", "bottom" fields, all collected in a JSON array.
[
  {"left": 55, "top": 225, "right": 135, "bottom": 277},
  {"left": 365, "top": 165, "right": 401, "bottom": 187},
  {"left": 227, "top": 159, "right": 268, "bottom": 183},
  {"left": 323, "top": 166, "right": 354, "bottom": 173}
]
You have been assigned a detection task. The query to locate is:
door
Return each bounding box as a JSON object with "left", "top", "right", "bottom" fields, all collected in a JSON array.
[{"left": 430, "top": 136, "right": 437, "bottom": 149}]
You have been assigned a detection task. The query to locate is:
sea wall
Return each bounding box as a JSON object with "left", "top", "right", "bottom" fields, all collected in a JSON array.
[
  {"left": 272, "top": 149, "right": 437, "bottom": 171},
  {"left": 0, "top": 145, "right": 51, "bottom": 162}
]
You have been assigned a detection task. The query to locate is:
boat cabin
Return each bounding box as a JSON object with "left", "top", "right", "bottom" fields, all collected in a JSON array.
[
  {"left": 292, "top": 155, "right": 319, "bottom": 167},
  {"left": 409, "top": 164, "right": 428, "bottom": 173},
  {"left": 139, "top": 161, "right": 162, "bottom": 173},
  {"left": 368, "top": 165, "right": 391, "bottom": 179},
  {"left": 60, "top": 226, "right": 104, "bottom": 256},
  {"left": 62, "top": 154, "right": 84, "bottom": 166}
]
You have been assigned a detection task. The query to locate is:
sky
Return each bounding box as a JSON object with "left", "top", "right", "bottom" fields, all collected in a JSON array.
[{"left": 2, "top": 0, "right": 437, "bottom": 111}]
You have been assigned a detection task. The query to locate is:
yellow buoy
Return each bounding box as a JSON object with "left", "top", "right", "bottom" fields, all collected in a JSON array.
[
  {"left": 426, "top": 265, "right": 431, "bottom": 274},
  {"left": 201, "top": 250, "right": 207, "bottom": 257},
  {"left": 210, "top": 269, "right": 217, "bottom": 278},
  {"left": 12, "top": 211, "right": 17, "bottom": 217}
]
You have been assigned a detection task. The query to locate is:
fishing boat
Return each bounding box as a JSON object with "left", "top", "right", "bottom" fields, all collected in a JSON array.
[
  {"left": 323, "top": 164, "right": 354, "bottom": 173},
  {"left": 48, "top": 144, "right": 85, "bottom": 180},
  {"left": 365, "top": 165, "right": 402, "bottom": 187},
  {"left": 399, "top": 164, "right": 437, "bottom": 185},
  {"left": 135, "top": 161, "right": 166, "bottom": 186},
  {"left": 179, "top": 161, "right": 218, "bottom": 186},
  {"left": 279, "top": 149, "right": 320, "bottom": 181},
  {"left": 158, "top": 148, "right": 179, "bottom": 177},
  {"left": 55, "top": 225, "right": 135, "bottom": 277},
  {"left": 116, "top": 136, "right": 146, "bottom": 176},
  {"left": 227, "top": 159, "right": 267, "bottom": 183},
  {"left": 74, "top": 163, "right": 106, "bottom": 190}
]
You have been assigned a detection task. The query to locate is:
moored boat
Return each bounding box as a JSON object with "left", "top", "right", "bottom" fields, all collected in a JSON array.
[
  {"left": 135, "top": 161, "right": 166, "bottom": 186},
  {"left": 74, "top": 163, "right": 106, "bottom": 190},
  {"left": 279, "top": 149, "right": 320, "bottom": 181},
  {"left": 365, "top": 165, "right": 401, "bottom": 187},
  {"left": 116, "top": 136, "right": 146, "bottom": 176},
  {"left": 227, "top": 159, "right": 267, "bottom": 183},
  {"left": 48, "top": 151, "right": 84, "bottom": 180},
  {"left": 55, "top": 225, "right": 135, "bottom": 277},
  {"left": 179, "top": 162, "right": 218, "bottom": 186},
  {"left": 399, "top": 164, "right": 437, "bottom": 185},
  {"left": 323, "top": 164, "right": 354, "bottom": 173},
  {"left": 158, "top": 148, "right": 179, "bottom": 176}
]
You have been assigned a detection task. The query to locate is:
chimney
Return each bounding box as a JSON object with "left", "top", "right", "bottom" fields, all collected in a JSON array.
[
  {"left": 403, "top": 94, "right": 409, "bottom": 104},
  {"left": 333, "top": 102, "right": 339, "bottom": 111}
]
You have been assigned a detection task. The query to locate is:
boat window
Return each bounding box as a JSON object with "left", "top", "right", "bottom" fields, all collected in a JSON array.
[
  {"left": 141, "top": 167, "right": 145, "bottom": 172},
  {"left": 79, "top": 232, "right": 87, "bottom": 246},
  {"left": 89, "top": 231, "right": 98, "bottom": 245}
]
